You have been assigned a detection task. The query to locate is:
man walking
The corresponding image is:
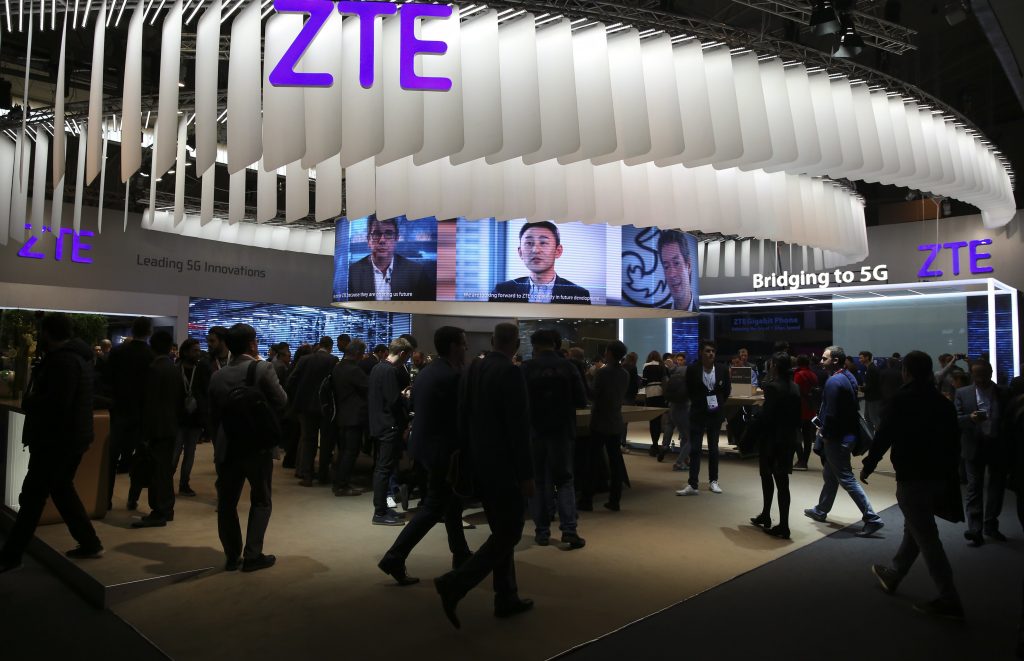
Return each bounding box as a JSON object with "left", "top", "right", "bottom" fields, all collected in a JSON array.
[
  {"left": 330, "top": 339, "right": 369, "bottom": 497},
  {"left": 522, "top": 329, "right": 588, "bottom": 546},
  {"left": 1, "top": 313, "right": 104, "bottom": 573},
  {"left": 378, "top": 327, "right": 473, "bottom": 584},
  {"left": 804, "top": 345, "right": 884, "bottom": 536},
  {"left": 207, "top": 324, "right": 287, "bottom": 572},
  {"left": 434, "top": 323, "right": 534, "bottom": 628},
  {"left": 131, "top": 331, "right": 184, "bottom": 528},
  {"left": 107, "top": 316, "right": 155, "bottom": 510},
  {"left": 368, "top": 337, "right": 414, "bottom": 526},
  {"left": 677, "top": 340, "right": 731, "bottom": 495},
  {"left": 862, "top": 351, "right": 964, "bottom": 619},
  {"left": 586, "top": 340, "right": 631, "bottom": 512},
  {"left": 287, "top": 337, "right": 339, "bottom": 487}
]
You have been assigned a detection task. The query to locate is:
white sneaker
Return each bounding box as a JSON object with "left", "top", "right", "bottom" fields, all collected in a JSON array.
[
  {"left": 675, "top": 485, "right": 699, "bottom": 496},
  {"left": 709, "top": 481, "right": 723, "bottom": 494},
  {"left": 386, "top": 496, "right": 398, "bottom": 509}
]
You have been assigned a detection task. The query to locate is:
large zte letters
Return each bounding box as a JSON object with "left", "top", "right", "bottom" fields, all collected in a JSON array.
[
  {"left": 16, "top": 225, "right": 95, "bottom": 264},
  {"left": 269, "top": 0, "right": 453, "bottom": 90},
  {"left": 917, "top": 239, "right": 993, "bottom": 278}
]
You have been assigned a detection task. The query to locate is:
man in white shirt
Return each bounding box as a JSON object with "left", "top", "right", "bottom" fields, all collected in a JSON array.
[{"left": 347, "top": 217, "right": 435, "bottom": 302}]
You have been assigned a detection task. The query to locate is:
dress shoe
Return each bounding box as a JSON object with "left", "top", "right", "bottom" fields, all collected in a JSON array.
[
  {"left": 764, "top": 525, "right": 791, "bottom": 540},
  {"left": 792, "top": 462, "right": 808, "bottom": 471},
  {"left": 534, "top": 534, "right": 550, "bottom": 547},
  {"left": 65, "top": 545, "right": 104, "bottom": 559},
  {"left": 241, "top": 554, "right": 276, "bottom": 573},
  {"left": 984, "top": 529, "right": 1008, "bottom": 542},
  {"left": 603, "top": 502, "right": 620, "bottom": 512},
  {"left": 378, "top": 556, "right": 420, "bottom": 586},
  {"left": 452, "top": 552, "right": 472, "bottom": 570},
  {"left": 561, "top": 533, "right": 586, "bottom": 549},
  {"left": 434, "top": 574, "right": 462, "bottom": 629},
  {"left": 333, "top": 487, "right": 364, "bottom": 497},
  {"left": 178, "top": 485, "right": 197, "bottom": 497},
  {"left": 803, "top": 508, "right": 827, "bottom": 523},
  {"left": 224, "top": 557, "right": 242, "bottom": 572},
  {"left": 859, "top": 520, "right": 884, "bottom": 537},
  {"left": 647, "top": 444, "right": 659, "bottom": 457},
  {"left": 913, "top": 598, "right": 964, "bottom": 620},
  {"left": 871, "top": 564, "right": 901, "bottom": 594},
  {"left": 964, "top": 531, "right": 984, "bottom": 547},
  {"left": 750, "top": 513, "right": 772, "bottom": 529},
  {"left": 494, "top": 596, "right": 534, "bottom": 619},
  {"left": 131, "top": 515, "right": 167, "bottom": 529},
  {"left": 372, "top": 512, "right": 405, "bottom": 526},
  {"left": 656, "top": 448, "right": 667, "bottom": 462}
]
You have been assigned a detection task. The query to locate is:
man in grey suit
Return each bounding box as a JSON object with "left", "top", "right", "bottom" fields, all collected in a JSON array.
[
  {"left": 347, "top": 217, "right": 435, "bottom": 302},
  {"left": 330, "top": 339, "right": 369, "bottom": 497},
  {"left": 954, "top": 360, "right": 1009, "bottom": 545},
  {"left": 131, "top": 331, "right": 184, "bottom": 528}
]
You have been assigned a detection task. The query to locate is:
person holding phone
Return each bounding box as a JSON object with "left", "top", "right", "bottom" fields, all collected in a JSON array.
[{"left": 954, "top": 360, "right": 1009, "bottom": 546}]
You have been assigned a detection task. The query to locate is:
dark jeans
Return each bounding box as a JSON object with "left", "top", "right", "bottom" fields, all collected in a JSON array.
[
  {"left": 383, "top": 466, "right": 469, "bottom": 563},
  {"left": 173, "top": 426, "right": 202, "bottom": 488},
  {"left": 108, "top": 411, "right": 143, "bottom": 506},
  {"left": 298, "top": 412, "right": 328, "bottom": 481},
  {"left": 281, "top": 413, "right": 300, "bottom": 468},
  {"left": 964, "top": 451, "right": 1006, "bottom": 535},
  {"left": 893, "top": 480, "right": 960, "bottom": 603},
  {"left": 444, "top": 488, "right": 524, "bottom": 600},
  {"left": 688, "top": 417, "right": 723, "bottom": 489},
  {"left": 530, "top": 435, "right": 577, "bottom": 536},
  {"left": 333, "top": 425, "right": 364, "bottom": 490},
  {"left": 216, "top": 450, "right": 273, "bottom": 561},
  {"left": 646, "top": 396, "right": 665, "bottom": 445},
  {"left": 147, "top": 436, "right": 176, "bottom": 519},
  {"left": 797, "top": 420, "right": 816, "bottom": 465},
  {"left": 2, "top": 447, "right": 101, "bottom": 564},
  {"left": 581, "top": 432, "right": 626, "bottom": 507},
  {"left": 372, "top": 430, "right": 401, "bottom": 516}
]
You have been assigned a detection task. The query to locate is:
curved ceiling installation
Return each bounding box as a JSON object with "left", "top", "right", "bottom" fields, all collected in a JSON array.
[{"left": 0, "top": 0, "right": 1016, "bottom": 268}]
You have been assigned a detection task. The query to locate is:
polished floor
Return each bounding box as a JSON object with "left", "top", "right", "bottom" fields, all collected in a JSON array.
[{"left": 20, "top": 427, "right": 908, "bottom": 660}]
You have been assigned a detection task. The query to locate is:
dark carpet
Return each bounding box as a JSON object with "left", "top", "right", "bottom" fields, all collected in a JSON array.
[
  {"left": 0, "top": 533, "right": 168, "bottom": 660},
  {"left": 559, "top": 504, "right": 1024, "bottom": 661}
]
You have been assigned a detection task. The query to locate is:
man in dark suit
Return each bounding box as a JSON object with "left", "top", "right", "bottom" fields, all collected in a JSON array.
[
  {"left": 523, "top": 329, "right": 588, "bottom": 546},
  {"left": 359, "top": 344, "right": 387, "bottom": 375},
  {"left": 489, "top": 222, "right": 592, "bottom": 305},
  {"left": 954, "top": 360, "right": 1009, "bottom": 545},
  {"left": 677, "top": 340, "right": 731, "bottom": 496},
  {"left": 434, "top": 323, "right": 534, "bottom": 628},
  {"left": 331, "top": 339, "right": 369, "bottom": 497},
  {"left": 132, "top": 331, "right": 184, "bottom": 528},
  {"left": 107, "top": 316, "right": 155, "bottom": 510},
  {"left": 583, "top": 340, "right": 630, "bottom": 512},
  {"left": 286, "top": 337, "right": 339, "bottom": 487},
  {"left": 347, "top": 216, "right": 435, "bottom": 301},
  {"left": 368, "top": 337, "right": 415, "bottom": 526},
  {"left": 1, "top": 313, "right": 103, "bottom": 573},
  {"left": 378, "top": 326, "right": 472, "bottom": 585}
]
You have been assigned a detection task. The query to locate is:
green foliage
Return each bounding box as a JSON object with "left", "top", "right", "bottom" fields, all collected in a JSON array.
[
  {"left": 0, "top": 309, "right": 109, "bottom": 351},
  {"left": 71, "top": 314, "right": 109, "bottom": 347}
]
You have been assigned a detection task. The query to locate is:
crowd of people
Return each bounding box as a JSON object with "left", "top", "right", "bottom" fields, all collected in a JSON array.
[{"left": 1, "top": 314, "right": 1022, "bottom": 645}]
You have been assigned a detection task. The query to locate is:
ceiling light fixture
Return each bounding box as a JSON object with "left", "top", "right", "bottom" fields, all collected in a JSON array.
[
  {"left": 809, "top": 0, "right": 841, "bottom": 36},
  {"left": 832, "top": 18, "right": 864, "bottom": 58}
]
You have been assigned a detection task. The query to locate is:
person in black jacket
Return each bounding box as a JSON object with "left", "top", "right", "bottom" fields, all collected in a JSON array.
[
  {"left": 378, "top": 327, "right": 472, "bottom": 584},
  {"left": 286, "top": 337, "right": 339, "bottom": 487},
  {"left": 642, "top": 351, "right": 667, "bottom": 456},
  {"left": 749, "top": 354, "right": 802, "bottom": 539},
  {"left": 330, "top": 339, "right": 369, "bottom": 497},
  {"left": 862, "top": 350, "right": 964, "bottom": 620},
  {"left": 368, "top": 337, "right": 414, "bottom": 526},
  {"left": 434, "top": 323, "right": 534, "bottom": 628},
  {"left": 131, "top": 331, "right": 185, "bottom": 528},
  {"left": 523, "top": 329, "right": 588, "bottom": 547},
  {"left": 584, "top": 340, "right": 630, "bottom": 512},
  {"left": 107, "top": 316, "right": 156, "bottom": 510},
  {"left": 1, "top": 313, "right": 103, "bottom": 572},
  {"left": 677, "top": 340, "right": 731, "bottom": 496},
  {"left": 174, "top": 339, "right": 211, "bottom": 497}
]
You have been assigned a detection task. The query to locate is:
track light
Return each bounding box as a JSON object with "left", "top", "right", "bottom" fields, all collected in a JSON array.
[
  {"left": 832, "top": 19, "right": 864, "bottom": 58},
  {"left": 809, "top": 0, "right": 841, "bottom": 36}
]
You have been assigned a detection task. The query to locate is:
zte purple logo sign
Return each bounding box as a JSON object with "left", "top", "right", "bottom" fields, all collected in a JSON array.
[
  {"left": 16, "top": 224, "right": 94, "bottom": 264},
  {"left": 269, "top": 0, "right": 453, "bottom": 91},
  {"left": 917, "top": 239, "right": 993, "bottom": 278}
]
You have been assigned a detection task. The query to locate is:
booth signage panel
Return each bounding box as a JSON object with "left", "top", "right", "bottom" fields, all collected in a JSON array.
[
  {"left": 916, "top": 238, "right": 994, "bottom": 278},
  {"left": 752, "top": 265, "right": 889, "bottom": 290}
]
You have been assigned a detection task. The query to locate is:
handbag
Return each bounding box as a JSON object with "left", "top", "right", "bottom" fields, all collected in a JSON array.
[{"left": 852, "top": 413, "right": 875, "bottom": 456}]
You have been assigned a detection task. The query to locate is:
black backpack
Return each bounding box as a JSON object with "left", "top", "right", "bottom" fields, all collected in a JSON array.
[
  {"left": 318, "top": 373, "right": 336, "bottom": 422},
  {"left": 221, "top": 361, "right": 282, "bottom": 451}
]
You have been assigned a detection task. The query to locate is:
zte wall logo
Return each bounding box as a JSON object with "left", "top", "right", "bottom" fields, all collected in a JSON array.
[
  {"left": 917, "top": 239, "right": 993, "bottom": 278},
  {"left": 16, "top": 224, "right": 95, "bottom": 264},
  {"left": 270, "top": 0, "right": 453, "bottom": 91}
]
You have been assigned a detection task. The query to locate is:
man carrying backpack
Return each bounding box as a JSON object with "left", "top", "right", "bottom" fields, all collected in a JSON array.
[
  {"left": 522, "top": 330, "right": 588, "bottom": 549},
  {"left": 208, "top": 323, "right": 287, "bottom": 572}
]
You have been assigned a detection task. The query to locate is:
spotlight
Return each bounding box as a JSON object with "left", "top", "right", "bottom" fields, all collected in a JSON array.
[
  {"left": 832, "top": 19, "right": 864, "bottom": 57},
  {"left": 809, "top": 0, "right": 841, "bottom": 36}
]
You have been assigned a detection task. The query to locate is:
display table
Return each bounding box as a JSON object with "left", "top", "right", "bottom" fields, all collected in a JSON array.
[
  {"left": 575, "top": 405, "right": 667, "bottom": 432},
  {"left": 1, "top": 399, "right": 111, "bottom": 524}
]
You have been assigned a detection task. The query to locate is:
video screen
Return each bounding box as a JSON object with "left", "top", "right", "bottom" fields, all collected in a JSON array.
[{"left": 332, "top": 216, "right": 699, "bottom": 311}]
